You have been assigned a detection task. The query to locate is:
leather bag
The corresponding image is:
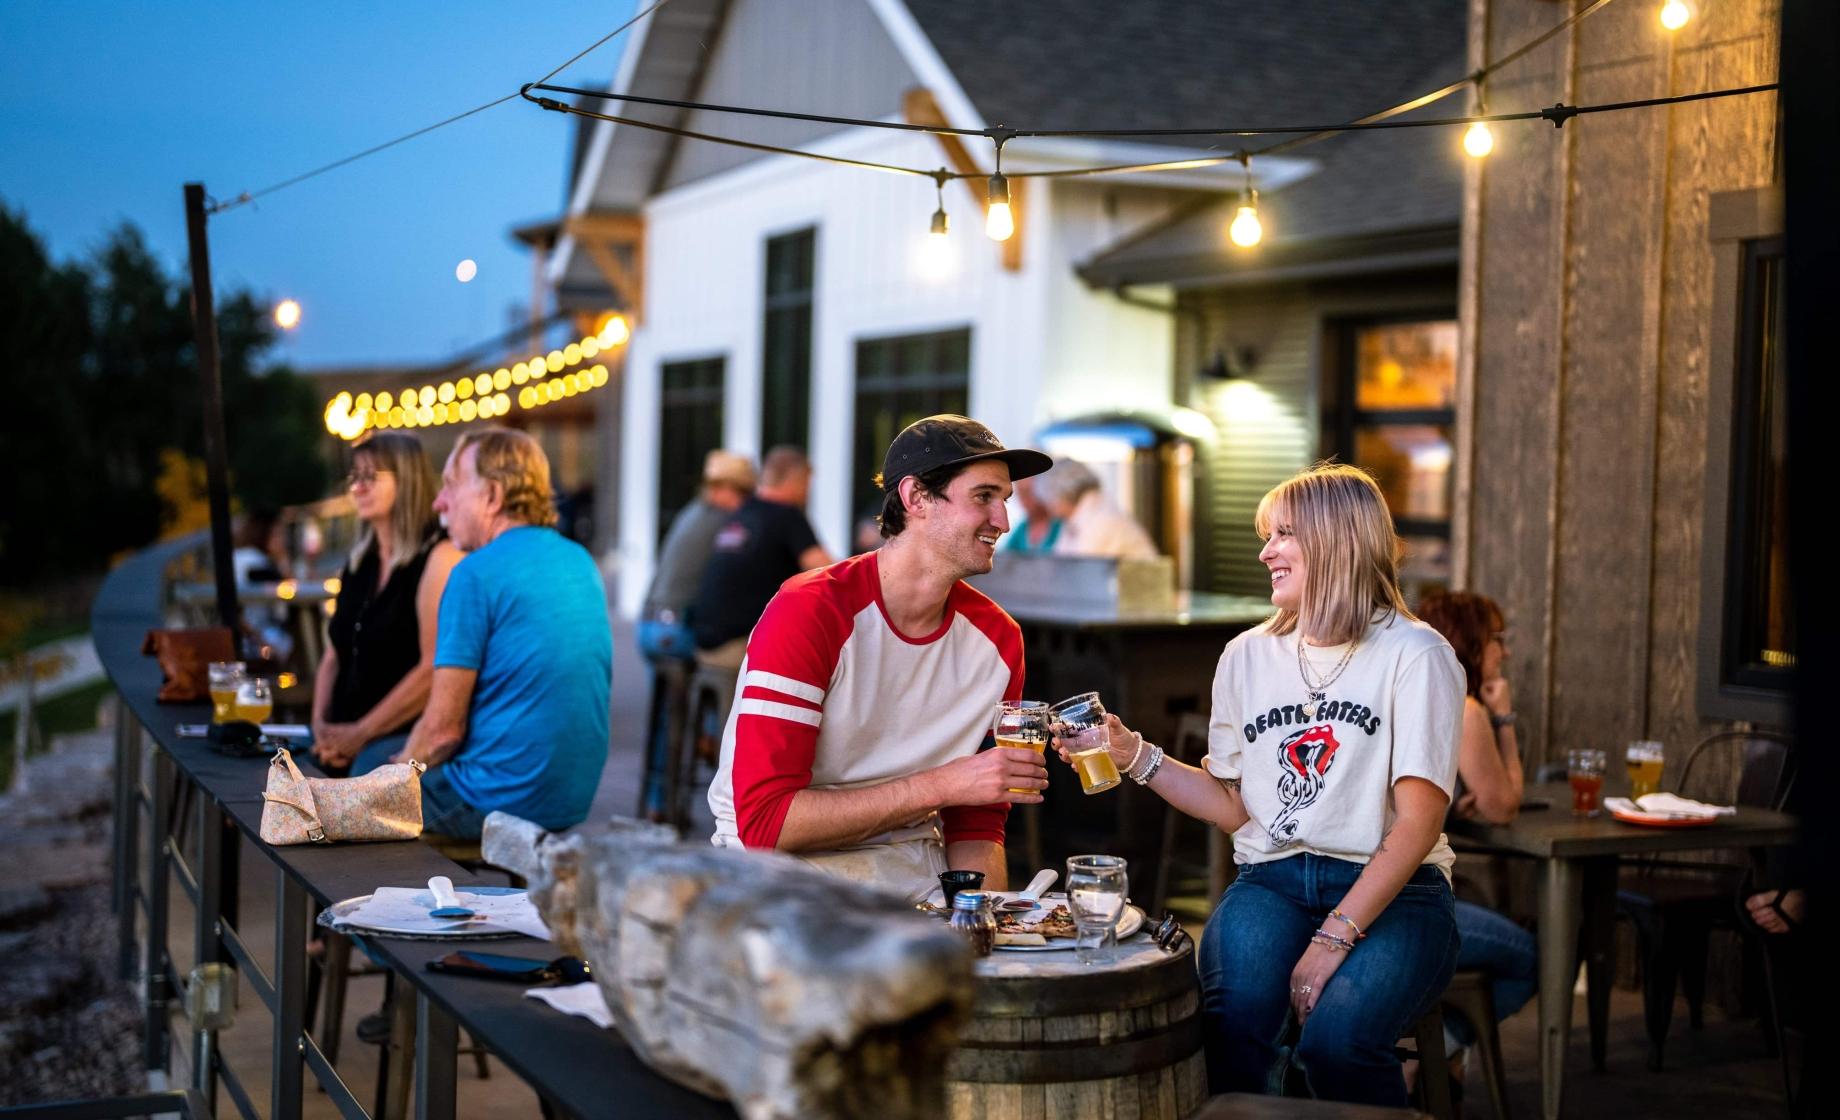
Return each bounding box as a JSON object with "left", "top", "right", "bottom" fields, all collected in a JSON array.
[
  {"left": 140, "top": 627, "right": 235, "bottom": 703},
  {"left": 259, "top": 747, "right": 425, "bottom": 844}
]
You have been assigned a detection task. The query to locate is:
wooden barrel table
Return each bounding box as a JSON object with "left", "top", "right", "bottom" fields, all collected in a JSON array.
[{"left": 948, "top": 936, "right": 1208, "bottom": 1118}]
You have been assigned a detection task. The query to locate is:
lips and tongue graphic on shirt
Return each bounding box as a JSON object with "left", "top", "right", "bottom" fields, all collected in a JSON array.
[{"left": 1268, "top": 723, "right": 1343, "bottom": 846}]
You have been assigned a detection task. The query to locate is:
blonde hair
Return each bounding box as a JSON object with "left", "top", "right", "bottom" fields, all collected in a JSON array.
[
  {"left": 1254, "top": 462, "right": 1412, "bottom": 644},
  {"left": 453, "top": 428, "right": 557, "bottom": 528},
  {"left": 348, "top": 433, "right": 439, "bottom": 575}
]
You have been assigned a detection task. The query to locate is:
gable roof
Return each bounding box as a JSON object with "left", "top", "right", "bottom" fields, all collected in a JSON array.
[
  {"left": 902, "top": 0, "right": 1468, "bottom": 133},
  {"left": 549, "top": 0, "right": 1469, "bottom": 291}
]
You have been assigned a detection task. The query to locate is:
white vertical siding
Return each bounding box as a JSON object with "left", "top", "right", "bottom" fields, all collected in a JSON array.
[{"left": 612, "top": 126, "right": 1170, "bottom": 616}]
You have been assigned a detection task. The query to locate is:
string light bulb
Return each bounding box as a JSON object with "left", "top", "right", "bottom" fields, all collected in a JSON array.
[
  {"left": 1228, "top": 154, "right": 1262, "bottom": 248},
  {"left": 1229, "top": 200, "right": 1263, "bottom": 247},
  {"left": 1660, "top": 1, "right": 1691, "bottom": 31},
  {"left": 1464, "top": 122, "right": 1495, "bottom": 157},
  {"left": 918, "top": 174, "right": 954, "bottom": 279},
  {"left": 985, "top": 173, "right": 1014, "bottom": 241},
  {"left": 1464, "top": 81, "right": 1496, "bottom": 158}
]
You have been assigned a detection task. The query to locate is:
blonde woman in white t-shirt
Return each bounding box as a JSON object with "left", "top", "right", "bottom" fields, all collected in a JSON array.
[{"left": 1060, "top": 463, "right": 1465, "bottom": 1106}]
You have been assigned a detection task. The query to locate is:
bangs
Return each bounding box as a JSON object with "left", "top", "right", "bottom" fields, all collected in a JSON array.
[{"left": 1254, "top": 488, "right": 1290, "bottom": 538}]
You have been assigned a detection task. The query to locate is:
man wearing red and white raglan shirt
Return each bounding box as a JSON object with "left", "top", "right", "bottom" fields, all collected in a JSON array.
[{"left": 707, "top": 416, "right": 1054, "bottom": 900}]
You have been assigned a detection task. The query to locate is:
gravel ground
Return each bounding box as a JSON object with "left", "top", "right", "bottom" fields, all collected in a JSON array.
[{"left": 0, "top": 728, "right": 144, "bottom": 1107}]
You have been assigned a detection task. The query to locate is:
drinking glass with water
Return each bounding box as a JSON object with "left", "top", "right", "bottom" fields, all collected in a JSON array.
[{"left": 1066, "top": 854, "right": 1128, "bottom": 964}]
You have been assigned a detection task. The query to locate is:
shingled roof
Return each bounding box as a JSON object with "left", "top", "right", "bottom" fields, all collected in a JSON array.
[
  {"left": 1077, "top": 90, "right": 1466, "bottom": 289},
  {"left": 904, "top": 0, "right": 1468, "bottom": 135}
]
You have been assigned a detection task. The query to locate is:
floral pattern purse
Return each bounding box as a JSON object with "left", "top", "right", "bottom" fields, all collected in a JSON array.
[{"left": 259, "top": 747, "right": 426, "bottom": 844}]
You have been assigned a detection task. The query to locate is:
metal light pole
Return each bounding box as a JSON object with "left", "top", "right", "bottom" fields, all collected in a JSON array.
[{"left": 182, "top": 183, "right": 241, "bottom": 635}]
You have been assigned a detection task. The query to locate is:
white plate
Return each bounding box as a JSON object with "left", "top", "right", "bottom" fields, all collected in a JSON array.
[
  {"left": 321, "top": 885, "right": 531, "bottom": 939},
  {"left": 994, "top": 902, "right": 1146, "bottom": 953}
]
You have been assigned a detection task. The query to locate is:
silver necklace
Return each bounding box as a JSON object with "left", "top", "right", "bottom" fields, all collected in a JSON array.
[{"left": 1296, "top": 632, "right": 1360, "bottom": 719}]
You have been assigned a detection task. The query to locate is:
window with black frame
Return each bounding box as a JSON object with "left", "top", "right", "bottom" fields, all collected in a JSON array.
[
  {"left": 1722, "top": 236, "right": 1792, "bottom": 690},
  {"left": 657, "top": 356, "right": 725, "bottom": 545},
  {"left": 852, "top": 329, "right": 971, "bottom": 544},
  {"left": 1322, "top": 316, "right": 1458, "bottom": 592},
  {"left": 761, "top": 228, "right": 815, "bottom": 451}
]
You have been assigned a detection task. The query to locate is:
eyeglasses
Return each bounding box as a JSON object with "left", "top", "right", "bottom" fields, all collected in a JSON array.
[
  {"left": 345, "top": 469, "right": 395, "bottom": 489},
  {"left": 1151, "top": 911, "right": 1192, "bottom": 954}
]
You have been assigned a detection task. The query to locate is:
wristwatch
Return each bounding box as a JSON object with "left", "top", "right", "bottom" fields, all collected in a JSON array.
[{"left": 1490, "top": 711, "right": 1517, "bottom": 730}]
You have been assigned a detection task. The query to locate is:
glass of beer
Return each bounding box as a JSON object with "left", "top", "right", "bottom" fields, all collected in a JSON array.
[
  {"left": 1050, "top": 692, "right": 1121, "bottom": 795},
  {"left": 208, "top": 661, "right": 247, "bottom": 724},
  {"left": 995, "top": 700, "right": 1050, "bottom": 794},
  {"left": 234, "top": 677, "right": 273, "bottom": 725},
  {"left": 1625, "top": 740, "right": 1664, "bottom": 801},
  {"left": 1568, "top": 748, "right": 1607, "bottom": 815}
]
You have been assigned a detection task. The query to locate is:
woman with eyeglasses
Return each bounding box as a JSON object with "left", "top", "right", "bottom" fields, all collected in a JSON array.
[
  {"left": 1063, "top": 464, "right": 1464, "bottom": 1106},
  {"left": 1417, "top": 590, "right": 1537, "bottom": 1075},
  {"left": 310, "top": 433, "right": 463, "bottom": 775}
]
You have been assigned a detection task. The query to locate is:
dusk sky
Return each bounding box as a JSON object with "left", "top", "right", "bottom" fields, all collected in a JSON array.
[{"left": 1, "top": 1, "right": 640, "bottom": 370}]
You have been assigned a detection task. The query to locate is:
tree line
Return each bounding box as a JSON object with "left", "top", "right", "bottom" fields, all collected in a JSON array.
[{"left": 0, "top": 203, "right": 329, "bottom": 588}]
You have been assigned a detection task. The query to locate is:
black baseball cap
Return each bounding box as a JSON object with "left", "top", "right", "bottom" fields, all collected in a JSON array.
[{"left": 879, "top": 415, "right": 1053, "bottom": 492}]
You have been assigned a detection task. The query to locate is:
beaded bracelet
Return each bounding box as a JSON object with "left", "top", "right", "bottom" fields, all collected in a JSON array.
[
  {"left": 1124, "top": 733, "right": 1146, "bottom": 777},
  {"left": 1327, "top": 909, "right": 1366, "bottom": 940},
  {"left": 1142, "top": 747, "right": 1166, "bottom": 784},
  {"left": 1310, "top": 929, "right": 1355, "bottom": 953},
  {"left": 1132, "top": 745, "right": 1166, "bottom": 785}
]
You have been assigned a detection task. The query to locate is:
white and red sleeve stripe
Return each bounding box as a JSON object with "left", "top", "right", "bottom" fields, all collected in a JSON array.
[{"left": 728, "top": 574, "right": 853, "bottom": 849}]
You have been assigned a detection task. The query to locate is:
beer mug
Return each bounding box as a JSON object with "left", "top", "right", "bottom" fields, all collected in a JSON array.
[{"left": 1050, "top": 692, "right": 1121, "bottom": 795}]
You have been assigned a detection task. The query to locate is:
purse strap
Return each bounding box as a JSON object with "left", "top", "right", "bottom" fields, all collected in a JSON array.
[{"left": 263, "top": 748, "right": 327, "bottom": 842}]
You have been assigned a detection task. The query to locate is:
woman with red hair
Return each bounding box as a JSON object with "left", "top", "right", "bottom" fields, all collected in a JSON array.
[{"left": 1417, "top": 589, "right": 1538, "bottom": 1066}]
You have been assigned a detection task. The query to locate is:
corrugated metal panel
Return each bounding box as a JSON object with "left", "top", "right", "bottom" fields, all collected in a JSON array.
[
  {"left": 1178, "top": 286, "right": 1319, "bottom": 596},
  {"left": 659, "top": 0, "right": 919, "bottom": 191}
]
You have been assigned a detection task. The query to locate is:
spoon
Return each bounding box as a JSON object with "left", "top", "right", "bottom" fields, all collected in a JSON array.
[
  {"left": 999, "top": 869, "right": 1059, "bottom": 911},
  {"left": 428, "top": 876, "right": 476, "bottom": 920}
]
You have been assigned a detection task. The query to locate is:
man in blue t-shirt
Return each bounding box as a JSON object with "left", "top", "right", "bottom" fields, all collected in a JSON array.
[{"left": 393, "top": 428, "right": 612, "bottom": 837}]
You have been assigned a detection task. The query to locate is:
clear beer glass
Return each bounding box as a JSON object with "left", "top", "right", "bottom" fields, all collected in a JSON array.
[
  {"left": 208, "top": 661, "right": 247, "bottom": 724},
  {"left": 1050, "top": 692, "right": 1121, "bottom": 795},
  {"left": 995, "top": 700, "right": 1050, "bottom": 794}
]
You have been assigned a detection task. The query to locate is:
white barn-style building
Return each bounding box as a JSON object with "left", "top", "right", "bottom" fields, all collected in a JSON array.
[{"left": 533, "top": 0, "right": 1464, "bottom": 614}]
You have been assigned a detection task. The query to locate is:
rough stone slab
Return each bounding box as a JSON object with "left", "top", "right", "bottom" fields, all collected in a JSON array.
[{"left": 483, "top": 811, "right": 975, "bottom": 1120}]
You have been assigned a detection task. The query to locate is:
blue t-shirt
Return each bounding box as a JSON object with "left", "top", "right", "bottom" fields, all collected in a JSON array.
[{"left": 434, "top": 526, "right": 611, "bottom": 830}]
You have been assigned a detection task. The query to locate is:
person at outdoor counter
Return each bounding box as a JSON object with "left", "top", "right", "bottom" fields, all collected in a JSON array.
[
  {"left": 310, "top": 434, "right": 462, "bottom": 776},
  {"left": 706, "top": 415, "right": 1053, "bottom": 899},
  {"left": 1000, "top": 473, "right": 1061, "bottom": 553},
  {"left": 1035, "top": 459, "right": 1158, "bottom": 559},
  {"left": 1417, "top": 589, "right": 1538, "bottom": 1072},
  {"left": 1061, "top": 463, "right": 1464, "bottom": 1107},
  {"left": 687, "top": 445, "right": 833, "bottom": 669},
  {"left": 383, "top": 428, "right": 612, "bottom": 838}
]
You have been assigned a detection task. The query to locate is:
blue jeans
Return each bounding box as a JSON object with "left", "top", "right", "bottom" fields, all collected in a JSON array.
[
  {"left": 1447, "top": 899, "right": 1537, "bottom": 1047},
  {"left": 637, "top": 617, "right": 696, "bottom": 816},
  {"left": 1199, "top": 853, "right": 1460, "bottom": 1107},
  {"left": 351, "top": 733, "right": 489, "bottom": 839}
]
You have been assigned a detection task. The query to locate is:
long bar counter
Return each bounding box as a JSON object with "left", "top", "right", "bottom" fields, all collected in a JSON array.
[{"left": 95, "top": 535, "right": 731, "bottom": 1120}]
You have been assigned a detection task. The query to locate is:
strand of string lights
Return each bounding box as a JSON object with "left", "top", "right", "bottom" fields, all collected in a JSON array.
[
  {"left": 208, "top": 0, "right": 678, "bottom": 214},
  {"left": 521, "top": 0, "right": 1766, "bottom": 246},
  {"left": 527, "top": 0, "right": 1623, "bottom": 149},
  {"left": 528, "top": 85, "right": 1777, "bottom": 193}
]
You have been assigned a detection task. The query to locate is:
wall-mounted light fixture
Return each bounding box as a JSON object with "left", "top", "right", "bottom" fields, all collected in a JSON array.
[{"left": 1202, "top": 345, "right": 1260, "bottom": 380}]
